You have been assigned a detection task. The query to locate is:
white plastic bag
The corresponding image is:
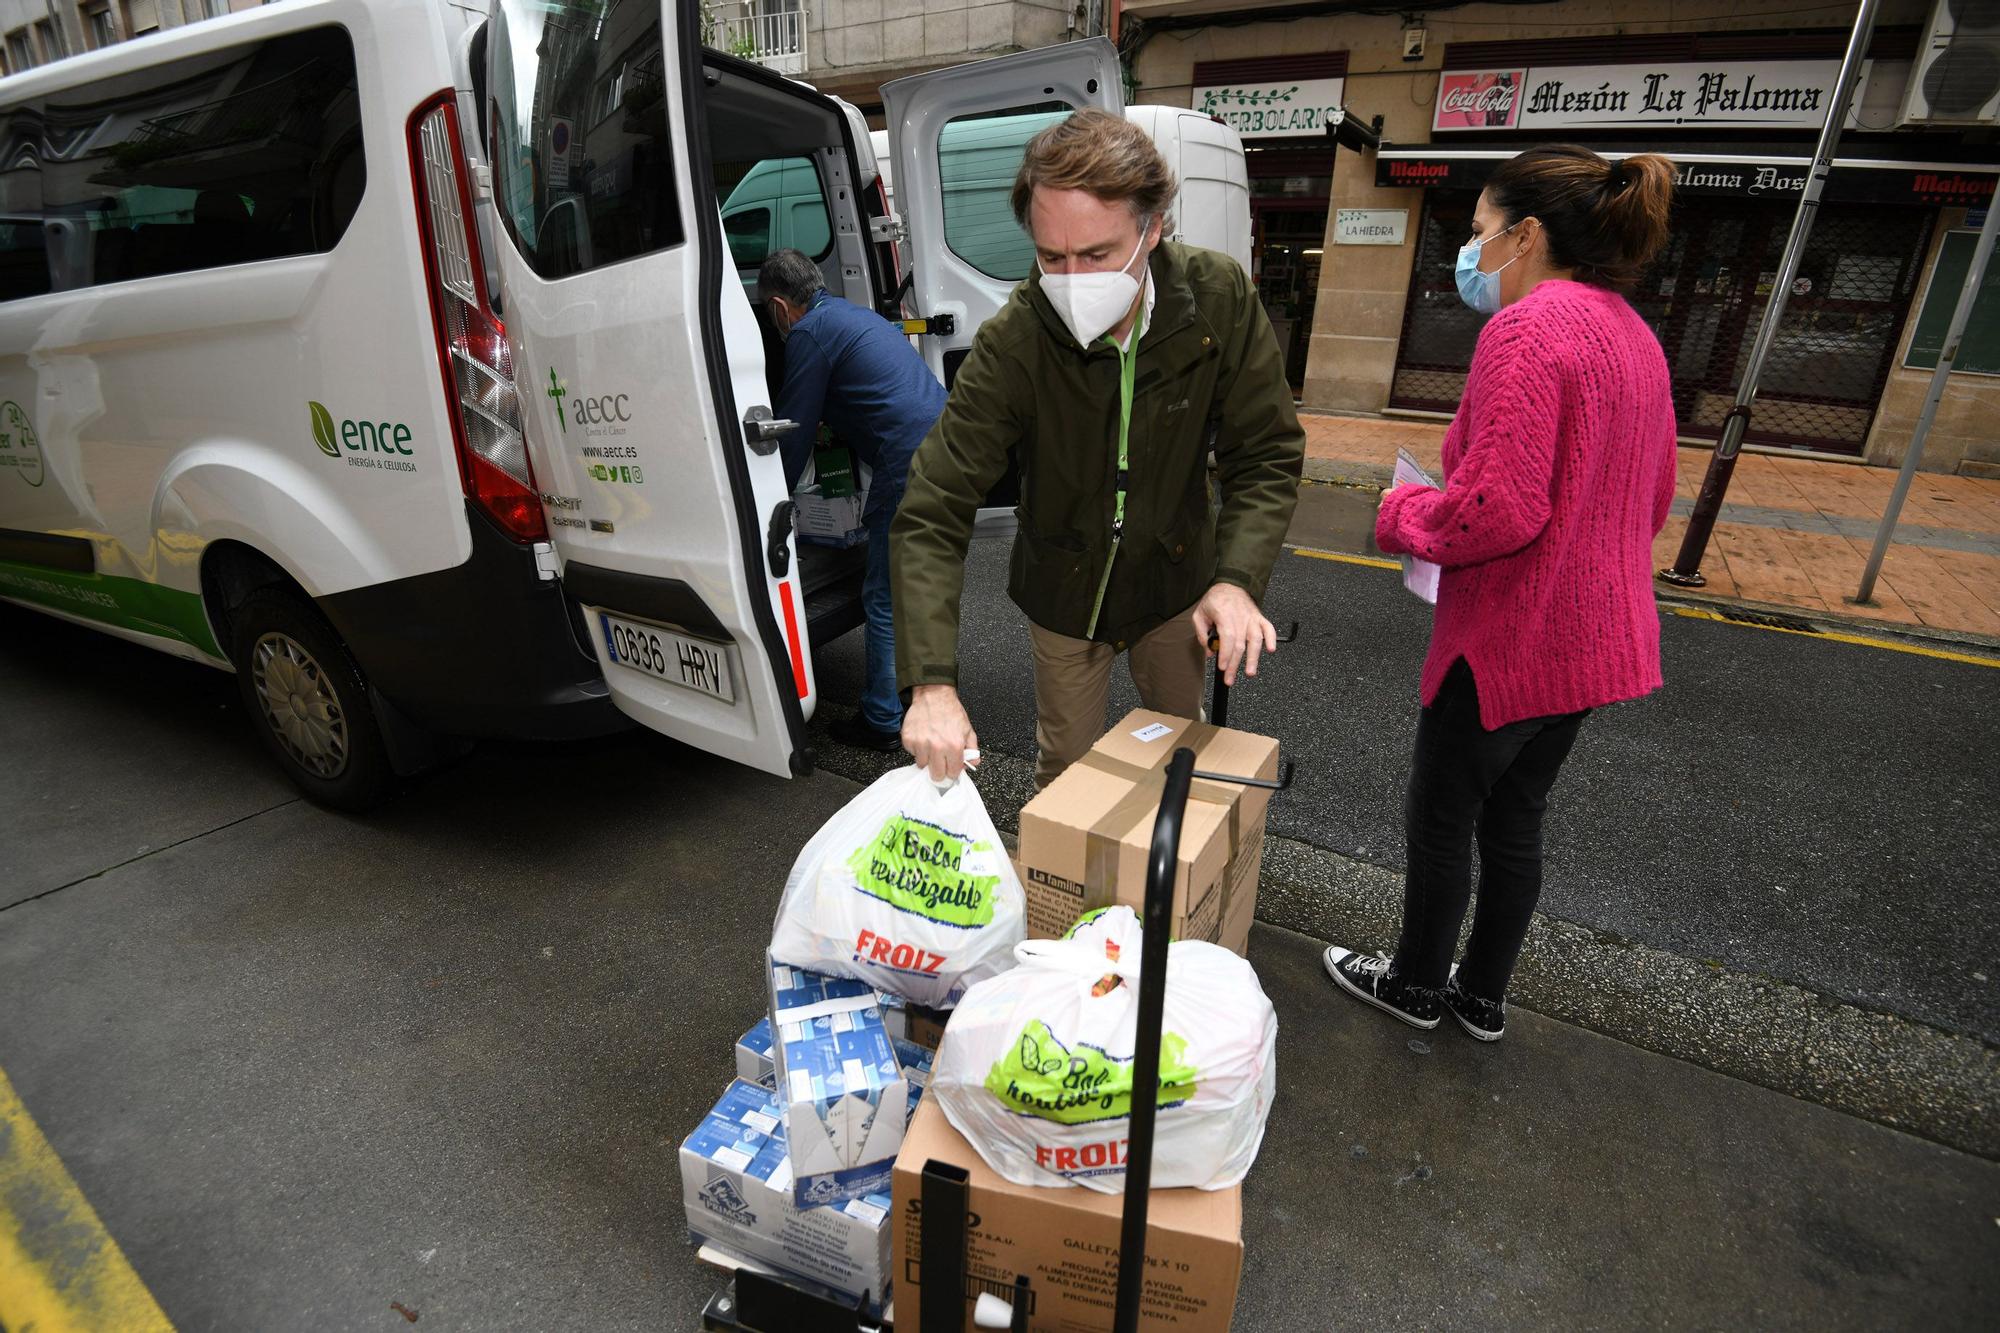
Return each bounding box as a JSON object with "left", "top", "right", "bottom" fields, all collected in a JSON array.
[
  {"left": 929, "top": 906, "right": 1277, "bottom": 1194},
  {"left": 770, "top": 765, "right": 1026, "bottom": 1008}
]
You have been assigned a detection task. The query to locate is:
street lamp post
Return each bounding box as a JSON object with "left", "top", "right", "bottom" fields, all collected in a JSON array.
[{"left": 1658, "top": 0, "right": 1884, "bottom": 588}]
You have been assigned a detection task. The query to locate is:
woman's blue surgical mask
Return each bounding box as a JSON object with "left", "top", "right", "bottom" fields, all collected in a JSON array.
[{"left": 1454, "top": 222, "right": 1520, "bottom": 315}]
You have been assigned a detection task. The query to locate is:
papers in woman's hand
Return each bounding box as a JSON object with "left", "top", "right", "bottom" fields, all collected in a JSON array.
[{"left": 1392, "top": 449, "right": 1442, "bottom": 605}]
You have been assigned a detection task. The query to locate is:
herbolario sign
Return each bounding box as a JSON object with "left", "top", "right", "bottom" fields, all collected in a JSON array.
[
  {"left": 1195, "top": 76, "right": 1347, "bottom": 139},
  {"left": 1433, "top": 60, "right": 1875, "bottom": 134}
]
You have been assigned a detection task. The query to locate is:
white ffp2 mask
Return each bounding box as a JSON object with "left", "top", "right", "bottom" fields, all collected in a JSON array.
[{"left": 1038, "top": 223, "right": 1151, "bottom": 347}]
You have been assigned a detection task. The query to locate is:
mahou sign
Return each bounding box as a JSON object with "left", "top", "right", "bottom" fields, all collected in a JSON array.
[{"left": 1433, "top": 59, "right": 1873, "bottom": 134}]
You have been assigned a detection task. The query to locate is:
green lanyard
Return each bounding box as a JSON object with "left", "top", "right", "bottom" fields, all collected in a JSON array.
[{"left": 1085, "top": 300, "right": 1145, "bottom": 639}]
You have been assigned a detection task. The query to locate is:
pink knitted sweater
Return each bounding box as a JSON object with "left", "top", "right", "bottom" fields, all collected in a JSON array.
[{"left": 1376, "top": 280, "right": 1678, "bottom": 729}]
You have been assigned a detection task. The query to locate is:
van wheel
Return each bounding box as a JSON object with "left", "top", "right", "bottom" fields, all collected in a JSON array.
[{"left": 231, "top": 588, "right": 393, "bottom": 812}]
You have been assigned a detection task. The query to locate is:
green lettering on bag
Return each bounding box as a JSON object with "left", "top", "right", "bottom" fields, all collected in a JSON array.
[
  {"left": 846, "top": 813, "right": 999, "bottom": 929},
  {"left": 983, "top": 1018, "right": 1199, "bottom": 1125}
]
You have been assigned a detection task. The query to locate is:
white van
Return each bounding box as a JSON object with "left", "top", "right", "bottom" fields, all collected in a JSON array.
[
  {"left": 0, "top": 0, "right": 1134, "bottom": 804},
  {"left": 868, "top": 107, "right": 1252, "bottom": 283}
]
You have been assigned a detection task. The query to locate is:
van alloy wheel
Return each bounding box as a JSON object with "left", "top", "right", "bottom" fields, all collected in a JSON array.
[{"left": 251, "top": 631, "right": 348, "bottom": 779}]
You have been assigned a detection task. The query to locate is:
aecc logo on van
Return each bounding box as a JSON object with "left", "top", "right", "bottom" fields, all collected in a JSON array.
[{"left": 543, "top": 368, "right": 631, "bottom": 436}]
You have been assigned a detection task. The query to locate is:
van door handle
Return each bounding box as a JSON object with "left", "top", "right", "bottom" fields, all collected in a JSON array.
[
  {"left": 767, "top": 499, "right": 797, "bottom": 578},
  {"left": 744, "top": 406, "right": 799, "bottom": 454}
]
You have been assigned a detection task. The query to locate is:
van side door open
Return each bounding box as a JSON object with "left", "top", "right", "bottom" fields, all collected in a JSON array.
[
  {"left": 486, "top": 0, "right": 866, "bottom": 778},
  {"left": 882, "top": 38, "right": 1124, "bottom": 390}
]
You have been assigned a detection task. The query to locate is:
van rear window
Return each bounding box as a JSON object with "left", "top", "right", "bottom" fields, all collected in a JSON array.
[
  {"left": 0, "top": 25, "right": 364, "bottom": 301},
  {"left": 489, "top": 0, "right": 684, "bottom": 280}
]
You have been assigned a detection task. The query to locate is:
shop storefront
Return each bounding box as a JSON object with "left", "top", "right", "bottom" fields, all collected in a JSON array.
[
  {"left": 1380, "top": 31, "right": 1997, "bottom": 458},
  {"left": 1189, "top": 51, "right": 1347, "bottom": 391}
]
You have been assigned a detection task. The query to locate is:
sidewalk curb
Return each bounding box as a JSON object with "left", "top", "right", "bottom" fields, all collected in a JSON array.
[
  {"left": 1252, "top": 834, "right": 1999, "bottom": 1163},
  {"left": 806, "top": 733, "right": 1999, "bottom": 1161}
]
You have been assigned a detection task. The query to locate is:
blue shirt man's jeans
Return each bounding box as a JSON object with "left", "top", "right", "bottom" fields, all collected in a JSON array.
[{"left": 773, "top": 292, "right": 946, "bottom": 731}]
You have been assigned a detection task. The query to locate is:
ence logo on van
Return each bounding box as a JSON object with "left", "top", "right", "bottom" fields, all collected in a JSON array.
[
  {"left": 309, "top": 401, "right": 418, "bottom": 474},
  {"left": 0, "top": 399, "right": 43, "bottom": 487}
]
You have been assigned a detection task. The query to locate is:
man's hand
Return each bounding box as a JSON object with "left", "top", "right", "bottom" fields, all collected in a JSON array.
[
  {"left": 1192, "top": 582, "right": 1276, "bottom": 688},
  {"left": 902, "top": 684, "right": 979, "bottom": 782}
]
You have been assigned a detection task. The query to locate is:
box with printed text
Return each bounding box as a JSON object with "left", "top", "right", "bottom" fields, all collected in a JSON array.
[
  {"left": 736, "top": 1018, "right": 777, "bottom": 1088},
  {"left": 678, "top": 1078, "right": 892, "bottom": 1312},
  {"left": 1016, "top": 709, "right": 1277, "bottom": 954},
  {"left": 890, "top": 1095, "right": 1243, "bottom": 1332},
  {"left": 767, "top": 955, "right": 912, "bottom": 1209}
]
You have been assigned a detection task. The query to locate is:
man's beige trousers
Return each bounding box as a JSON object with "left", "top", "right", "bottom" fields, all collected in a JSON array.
[{"left": 1027, "top": 605, "right": 1205, "bottom": 790}]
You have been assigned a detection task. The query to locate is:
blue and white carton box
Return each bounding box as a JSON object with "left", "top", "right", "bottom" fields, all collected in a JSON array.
[
  {"left": 736, "top": 1018, "right": 776, "bottom": 1088},
  {"left": 679, "top": 1079, "right": 892, "bottom": 1311},
  {"left": 766, "top": 954, "right": 911, "bottom": 1208}
]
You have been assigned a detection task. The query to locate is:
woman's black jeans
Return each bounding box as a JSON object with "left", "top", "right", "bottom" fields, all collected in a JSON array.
[{"left": 1390, "top": 659, "right": 1589, "bottom": 1001}]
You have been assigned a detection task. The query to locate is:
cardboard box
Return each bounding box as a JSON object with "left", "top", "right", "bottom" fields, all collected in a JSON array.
[
  {"left": 736, "top": 1017, "right": 776, "bottom": 1088},
  {"left": 890, "top": 1096, "right": 1243, "bottom": 1332},
  {"left": 877, "top": 991, "right": 950, "bottom": 1052},
  {"left": 767, "top": 956, "right": 911, "bottom": 1208},
  {"left": 795, "top": 486, "right": 868, "bottom": 548},
  {"left": 1016, "top": 710, "right": 1278, "bottom": 955},
  {"left": 892, "top": 1038, "right": 935, "bottom": 1091},
  {"left": 679, "top": 1079, "right": 892, "bottom": 1311}
]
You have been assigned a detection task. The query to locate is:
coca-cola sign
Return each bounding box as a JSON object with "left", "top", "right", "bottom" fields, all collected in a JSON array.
[{"left": 1435, "top": 71, "right": 1526, "bottom": 130}]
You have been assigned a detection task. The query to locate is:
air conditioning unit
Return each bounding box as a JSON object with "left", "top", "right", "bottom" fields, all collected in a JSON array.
[{"left": 1900, "top": 0, "right": 2000, "bottom": 125}]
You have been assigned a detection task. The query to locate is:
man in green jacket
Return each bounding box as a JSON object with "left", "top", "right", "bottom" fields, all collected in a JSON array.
[{"left": 892, "top": 108, "right": 1304, "bottom": 787}]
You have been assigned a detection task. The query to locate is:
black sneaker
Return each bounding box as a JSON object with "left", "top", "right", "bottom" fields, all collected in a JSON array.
[
  {"left": 1323, "top": 947, "right": 1439, "bottom": 1029},
  {"left": 1443, "top": 977, "right": 1506, "bottom": 1042},
  {"left": 828, "top": 714, "right": 902, "bottom": 753}
]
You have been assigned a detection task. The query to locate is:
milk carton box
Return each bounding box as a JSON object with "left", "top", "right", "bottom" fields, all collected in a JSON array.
[
  {"left": 767, "top": 955, "right": 911, "bottom": 1208},
  {"left": 736, "top": 1018, "right": 776, "bottom": 1088},
  {"left": 679, "top": 1079, "right": 892, "bottom": 1311}
]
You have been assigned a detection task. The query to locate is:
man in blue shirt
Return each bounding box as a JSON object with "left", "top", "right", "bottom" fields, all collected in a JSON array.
[{"left": 759, "top": 248, "right": 947, "bottom": 752}]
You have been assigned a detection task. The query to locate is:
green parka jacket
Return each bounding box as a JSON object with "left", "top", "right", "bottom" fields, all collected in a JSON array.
[{"left": 889, "top": 241, "right": 1305, "bottom": 693}]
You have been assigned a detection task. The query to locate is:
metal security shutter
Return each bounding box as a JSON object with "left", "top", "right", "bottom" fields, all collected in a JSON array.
[{"left": 1389, "top": 194, "right": 1935, "bottom": 455}]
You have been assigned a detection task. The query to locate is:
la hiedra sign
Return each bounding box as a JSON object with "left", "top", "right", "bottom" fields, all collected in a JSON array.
[{"left": 1433, "top": 59, "right": 1879, "bottom": 134}]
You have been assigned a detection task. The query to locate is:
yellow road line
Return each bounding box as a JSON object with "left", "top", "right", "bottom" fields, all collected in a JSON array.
[
  {"left": 0, "top": 1064, "right": 173, "bottom": 1333},
  {"left": 1290, "top": 546, "right": 1402, "bottom": 572},
  {"left": 1288, "top": 544, "right": 2000, "bottom": 668},
  {"left": 1671, "top": 607, "right": 2000, "bottom": 668}
]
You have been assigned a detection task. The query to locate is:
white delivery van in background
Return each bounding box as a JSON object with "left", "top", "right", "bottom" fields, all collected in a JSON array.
[
  {"left": 0, "top": 0, "right": 1147, "bottom": 804},
  {"left": 867, "top": 106, "right": 1251, "bottom": 291}
]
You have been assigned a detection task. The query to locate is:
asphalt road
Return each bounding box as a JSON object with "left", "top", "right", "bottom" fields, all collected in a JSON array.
[
  {"left": 806, "top": 503, "right": 2000, "bottom": 1046},
  {"left": 3, "top": 602, "right": 1994, "bottom": 1330}
]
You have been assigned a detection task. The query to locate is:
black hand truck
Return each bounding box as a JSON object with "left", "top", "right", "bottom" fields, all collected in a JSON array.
[{"left": 706, "top": 632, "right": 1292, "bottom": 1332}]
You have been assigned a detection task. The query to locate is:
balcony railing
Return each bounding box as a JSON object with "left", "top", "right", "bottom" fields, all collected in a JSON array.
[{"left": 707, "top": 2, "right": 808, "bottom": 77}]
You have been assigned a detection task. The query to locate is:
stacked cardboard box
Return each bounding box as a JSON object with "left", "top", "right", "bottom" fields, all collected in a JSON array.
[
  {"left": 891, "top": 1096, "right": 1245, "bottom": 1332},
  {"left": 679, "top": 957, "right": 934, "bottom": 1312},
  {"left": 1016, "top": 708, "right": 1278, "bottom": 954},
  {"left": 679, "top": 1079, "right": 893, "bottom": 1310}
]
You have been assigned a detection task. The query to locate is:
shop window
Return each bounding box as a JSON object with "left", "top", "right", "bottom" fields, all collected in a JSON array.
[
  {"left": 489, "top": 0, "right": 682, "bottom": 281},
  {"left": 938, "top": 105, "right": 1071, "bottom": 282}
]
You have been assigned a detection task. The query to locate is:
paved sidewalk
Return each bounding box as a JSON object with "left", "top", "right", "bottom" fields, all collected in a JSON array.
[{"left": 1299, "top": 412, "right": 2000, "bottom": 642}]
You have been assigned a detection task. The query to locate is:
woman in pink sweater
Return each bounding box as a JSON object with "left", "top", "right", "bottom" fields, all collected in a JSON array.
[{"left": 1326, "top": 145, "right": 1679, "bottom": 1042}]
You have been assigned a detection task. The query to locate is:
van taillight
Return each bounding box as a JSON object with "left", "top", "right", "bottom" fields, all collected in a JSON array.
[{"left": 409, "top": 92, "right": 547, "bottom": 544}]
